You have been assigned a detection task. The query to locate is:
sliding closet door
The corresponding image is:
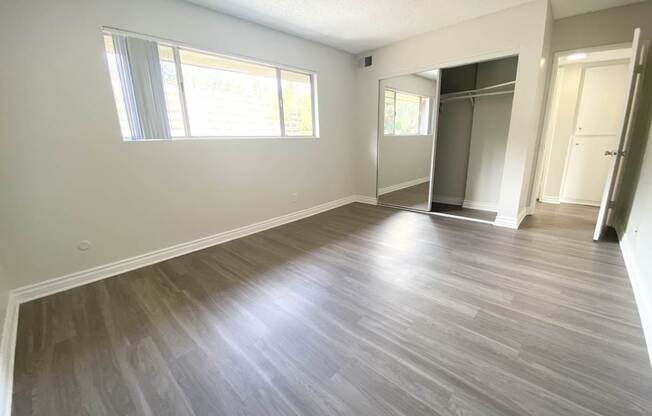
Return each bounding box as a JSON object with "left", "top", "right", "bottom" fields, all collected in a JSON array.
[
  {"left": 427, "top": 70, "right": 442, "bottom": 209},
  {"left": 594, "top": 28, "right": 648, "bottom": 240}
]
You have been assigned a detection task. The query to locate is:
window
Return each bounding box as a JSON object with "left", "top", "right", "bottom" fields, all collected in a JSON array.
[
  {"left": 383, "top": 89, "right": 432, "bottom": 136},
  {"left": 103, "top": 30, "right": 318, "bottom": 140}
]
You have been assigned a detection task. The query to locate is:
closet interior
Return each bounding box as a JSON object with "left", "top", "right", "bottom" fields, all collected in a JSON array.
[
  {"left": 431, "top": 56, "right": 517, "bottom": 222},
  {"left": 376, "top": 55, "right": 518, "bottom": 224}
]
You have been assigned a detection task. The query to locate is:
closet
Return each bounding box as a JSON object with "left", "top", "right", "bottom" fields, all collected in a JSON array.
[
  {"left": 375, "top": 55, "right": 518, "bottom": 225},
  {"left": 431, "top": 56, "right": 517, "bottom": 222}
]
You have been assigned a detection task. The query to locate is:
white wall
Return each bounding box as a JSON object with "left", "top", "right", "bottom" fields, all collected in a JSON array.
[
  {"left": 354, "top": 0, "right": 552, "bottom": 227},
  {"left": 0, "top": 0, "right": 356, "bottom": 300},
  {"left": 541, "top": 65, "right": 582, "bottom": 200},
  {"left": 378, "top": 74, "right": 436, "bottom": 190}
]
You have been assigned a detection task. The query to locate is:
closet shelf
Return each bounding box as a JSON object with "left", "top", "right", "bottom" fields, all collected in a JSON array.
[{"left": 440, "top": 80, "right": 515, "bottom": 102}]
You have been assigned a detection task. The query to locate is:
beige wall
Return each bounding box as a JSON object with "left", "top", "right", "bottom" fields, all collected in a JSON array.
[
  {"left": 0, "top": 0, "right": 357, "bottom": 302},
  {"left": 378, "top": 74, "right": 437, "bottom": 190}
]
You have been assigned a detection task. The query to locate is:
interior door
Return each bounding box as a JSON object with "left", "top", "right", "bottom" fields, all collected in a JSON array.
[
  {"left": 594, "top": 28, "right": 648, "bottom": 240},
  {"left": 427, "top": 69, "right": 442, "bottom": 209},
  {"left": 562, "top": 135, "right": 620, "bottom": 205},
  {"left": 561, "top": 63, "right": 629, "bottom": 205}
]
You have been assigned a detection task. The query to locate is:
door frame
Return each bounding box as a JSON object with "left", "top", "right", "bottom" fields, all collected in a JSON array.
[
  {"left": 557, "top": 60, "right": 630, "bottom": 206},
  {"left": 533, "top": 43, "right": 633, "bottom": 206},
  {"left": 375, "top": 50, "right": 519, "bottom": 222}
]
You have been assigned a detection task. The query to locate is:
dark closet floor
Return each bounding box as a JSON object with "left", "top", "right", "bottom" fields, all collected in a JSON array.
[{"left": 430, "top": 202, "right": 497, "bottom": 222}]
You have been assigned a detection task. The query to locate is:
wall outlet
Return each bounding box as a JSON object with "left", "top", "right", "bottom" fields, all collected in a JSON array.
[
  {"left": 77, "top": 240, "right": 92, "bottom": 251},
  {"left": 291, "top": 192, "right": 298, "bottom": 203}
]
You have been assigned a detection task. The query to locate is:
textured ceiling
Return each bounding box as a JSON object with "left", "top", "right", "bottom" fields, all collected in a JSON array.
[{"left": 186, "top": 0, "right": 648, "bottom": 54}]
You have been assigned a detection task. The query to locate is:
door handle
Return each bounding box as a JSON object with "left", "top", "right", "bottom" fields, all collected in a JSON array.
[{"left": 605, "top": 150, "right": 627, "bottom": 156}]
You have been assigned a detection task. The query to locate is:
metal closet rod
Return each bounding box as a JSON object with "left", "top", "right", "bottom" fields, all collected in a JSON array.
[
  {"left": 440, "top": 90, "right": 514, "bottom": 102},
  {"left": 440, "top": 80, "right": 516, "bottom": 101}
]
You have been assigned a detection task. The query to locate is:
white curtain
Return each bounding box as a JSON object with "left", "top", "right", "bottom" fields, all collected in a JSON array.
[{"left": 113, "top": 35, "right": 171, "bottom": 140}]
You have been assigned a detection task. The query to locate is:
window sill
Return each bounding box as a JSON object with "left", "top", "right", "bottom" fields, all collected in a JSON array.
[
  {"left": 123, "top": 135, "right": 320, "bottom": 142},
  {"left": 383, "top": 134, "right": 432, "bottom": 138}
]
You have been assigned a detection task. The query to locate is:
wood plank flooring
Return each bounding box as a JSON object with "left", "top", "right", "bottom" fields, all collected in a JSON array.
[
  {"left": 430, "top": 202, "right": 497, "bottom": 222},
  {"left": 12, "top": 202, "right": 652, "bottom": 416},
  {"left": 378, "top": 182, "right": 430, "bottom": 211}
]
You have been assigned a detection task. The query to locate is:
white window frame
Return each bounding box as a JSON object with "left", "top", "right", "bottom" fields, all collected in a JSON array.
[
  {"left": 102, "top": 27, "right": 320, "bottom": 141},
  {"left": 383, "top": 88, "right": 432, "bottom": 137}
]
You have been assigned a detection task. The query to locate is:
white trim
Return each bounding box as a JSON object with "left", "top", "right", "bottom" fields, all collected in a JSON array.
[
  {"left": 494, "top": 207, "right": 528, "bottom": 229},
  {"left": 526, "top": 204, "right": 536, "bottom": 216},
  {"left": 462, "top": 200, "right": 498, "bottom": 212},
  {"left": 354, "top": 195, "right": 378, "bottom": 205},
  {"left": 558, "top": 196, "right": 601, "bottom": 207},
  {"left": 11, "top": 196, "right": 365, "bottom": 305},
  {"left": 0, "top": 194, "right": 380, "bottom": 414},
  {"left": 616, "top": 227, "right": 652, "bottom": 365},
  {"left": 540, "top": 195, "right": 560, "bottom": 204},
  {"left": 0, "top": 296, "right": 18, "bottom": 416},
  {"left": 432, "top": 195, "right": 464, "bottom": 205},
  {"left": 378, "top": 177, "right": 429, "bottom": 196},
  {"left": 428, "top": 211, "right": 494, "bottom": 226}
]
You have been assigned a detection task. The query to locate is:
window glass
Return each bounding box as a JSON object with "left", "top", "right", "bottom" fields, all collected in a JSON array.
[
  {"left": 102, "top": 31, "right": 318, "bottom": 140},
  {"left": 394, "top": 92, "right": 420, "bottom": 135},
  {"left": 419, "top": 96, "right": 431, "bottom": 135},
  {"left": 383, "top": 89, "right": 432, "bottom": 136},
  {"left": 383, "top": 90, "right": 395, "bottom": 135},
  {"left": 158, "top": 45, "right": 186, "bottom": 137},
  {"left": 281, "top": 70, "right": 314, "bottom": 136},
  {"left": 179, "top": 49, "right": 281, "bottom": 137}
]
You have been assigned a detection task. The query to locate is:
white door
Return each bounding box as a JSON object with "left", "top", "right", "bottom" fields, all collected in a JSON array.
[
  {"left": 594, "top": 28, "right": 648, "bottom": 240},
  {"left": 562, "top": 136, "right": 621, "bottom": 205},
  {"left": 560, "top": 63, "right": 629, "bottom": 205}
]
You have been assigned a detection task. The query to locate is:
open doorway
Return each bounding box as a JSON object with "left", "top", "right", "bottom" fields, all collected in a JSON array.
[
  {"left": 534, "top": 35, "right": 647, "bottom": 240},
  {"left": 538, "top": 46, "right": 631, "bottom": 207}
]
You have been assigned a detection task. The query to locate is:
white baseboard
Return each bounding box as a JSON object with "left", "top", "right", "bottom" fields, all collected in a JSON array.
[
  {"left": 616, "top": 227, "right": 652, "bottom": 365},
  {"left": 378, "top": 177, "right": 429, "bottom": 196},
  {"left": 12, "top": 195, "right": 370, "bottom": 304},
  {"left": 494, "top": 207, "right": 528, "bottom": 229},
  {"left": 432, "top": 195, "right": 464, "bottom": 206},
  {"left": 0, "top": 296, "right": 18, "bottom": 416},
  {"left": 540, "top": 195, "right": 560, "bottom": 204},
  {"left": 559, "top": 196, "right": 601, "bottom": 207},
  {"left": 354, "top": 195, "right": 378, "bottom": 205},
  {"left": 462, "top": 200, "right": 498, "bottom": 212},
  {"left": 0, "top": 193, "right": 379, "bottom": 415}
]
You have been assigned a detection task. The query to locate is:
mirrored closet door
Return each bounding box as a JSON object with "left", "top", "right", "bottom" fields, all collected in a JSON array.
[
  {"left": 376, "top": 70, "right": 440, "bottom": 212},
  {"left": 377, "top": 55, "right": 518, "bottom": 224}
]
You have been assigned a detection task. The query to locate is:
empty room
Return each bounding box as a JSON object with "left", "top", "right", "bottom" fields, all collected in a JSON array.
[{"left": 2, "top": 0, "right": 652, "bottom": 415}]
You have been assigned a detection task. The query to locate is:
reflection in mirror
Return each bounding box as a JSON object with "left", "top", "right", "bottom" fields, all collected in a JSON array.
[{"left": 377, "top": 70, "right": 439, "bottom": 211}]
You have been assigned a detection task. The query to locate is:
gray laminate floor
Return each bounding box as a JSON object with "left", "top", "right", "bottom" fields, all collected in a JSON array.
[
  {"left": 12, "top": 202, "right": 652, "bottom": 416},
  {"left": 378, "top": 182, "right": 430, "bottom": 210},
  {"left": 430, "top": 202, "right": 497, "bottom": 222}
]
